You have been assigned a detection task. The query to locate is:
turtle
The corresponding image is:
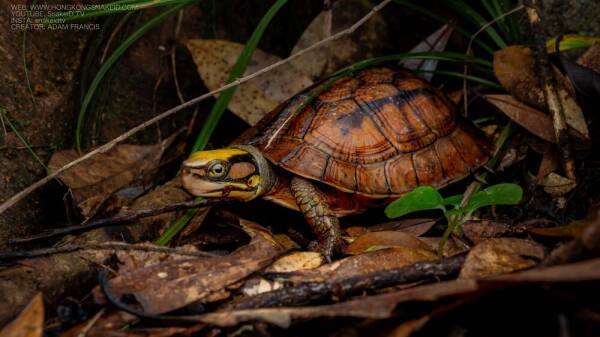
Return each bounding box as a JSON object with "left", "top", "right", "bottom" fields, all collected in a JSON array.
[{"left": 181, "top": 67, "right": 491, "bottom": 260}]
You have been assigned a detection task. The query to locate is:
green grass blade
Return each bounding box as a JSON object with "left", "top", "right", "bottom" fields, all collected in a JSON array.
[
  {"left": 75, "top": 0, "right": 194, "bottom": 151},
  {"left": 190, "top": 0, "right": 288, "bottom": 152},
  {"left": 155, "top": 209, "right": 196, "bottom": 245},
  {"left": 481, "top": 0, "right": 511, "bottom": 42},
  {"left": 393, "top": 0, "right": 495, "bottom": 54},
  {"left": 498, "top": 0, "right": 521, "bottom": 41},
  {"left": 156, "top": 0, "right": 289, "bottom": 246},
  {"left": 443, "top": 0, "right": 507, "bottom": 48}
]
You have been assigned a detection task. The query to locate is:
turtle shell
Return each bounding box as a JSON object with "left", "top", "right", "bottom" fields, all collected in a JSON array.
[{"left": 248, "top": 67, "right": 490, "bottom": 197}]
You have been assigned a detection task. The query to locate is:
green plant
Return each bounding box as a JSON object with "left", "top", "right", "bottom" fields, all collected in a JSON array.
[{"left": 385, "top": 183, "right": 523, "bottom": 255}]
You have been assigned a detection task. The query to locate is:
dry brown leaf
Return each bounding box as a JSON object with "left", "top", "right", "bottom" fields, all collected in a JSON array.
[
  {"left": 493, "top": 45, "right": 589, "bottom": 138},
  {"left": 538, "top": 172, "right": 577, "bottom": 196},
  {"left": 265, "top": 252, "right": 324, "bottom": 273},
  {"left": 369, "top": 219, "right": 437, "bottom": 237},
  {"left": 459, "top": 238, "right": 545, "bottom": 279},
  {"left": 48, "top": 136, "right": 176, "bottom": 218},
  {"left": 278, "top": 247, "right": 437, "bottom": 284},
  {"left": 115, "top": 243, "right": 203, "bottom": 274},
  {"left": 578, "top": 43, "right": 600, "bottom": 72},
  {"left": 344, "top": 226, "right": 368, "bottom": 238},
  {"left": 343, "top": 231, "right": 433, "bottom": 255},
  {"left": 0, "top": 293, "right": 44, "bottom": 337},
  {"left": 537, "top": 150, "right": 560, "bottom": 180},
  {"left": 461, "top": 220, "right": 516, "bottom": 244},
  {"left": 186, "top": 39, "right": 312, "bottom": 126},
  {"left": 197, "top": 258, "right": 600, "bottom": 327},
  {"left": 485, "top": 94, "right": 556, "bottom": 142},
  {"left": 99, "top": 220, "right": 285, "bottom": 314},
  {"left": 124, "top": 177, "right": 192, "bottom": 237},
  {"left": 290, "top": 0, "right": 388, "bottom": 78}
]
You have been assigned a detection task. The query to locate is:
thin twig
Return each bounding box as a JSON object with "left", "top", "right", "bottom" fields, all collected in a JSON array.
[
  {"left": 0, "top": 0, "right": 392, "bottom": 216},
  {"left": 0, "top": 242, "right": 216, "bottom": 262},
  {"left": 523, "top": 0, "right": 576, "bottom": 181},
  {"left": 9, "top": 198, "right": 232, "bottom": 244}
]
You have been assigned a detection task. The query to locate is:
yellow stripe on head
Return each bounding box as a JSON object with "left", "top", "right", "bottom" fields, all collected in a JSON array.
[{"left": 186, "top": 148, "right": 249, "bottom": 166}]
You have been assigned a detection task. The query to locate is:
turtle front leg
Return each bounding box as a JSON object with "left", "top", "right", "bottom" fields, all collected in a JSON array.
[{"left": 290, "top": 177, "right": 341, "bottom": 260}]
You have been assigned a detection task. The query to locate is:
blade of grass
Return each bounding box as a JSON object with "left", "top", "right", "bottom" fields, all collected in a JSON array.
[
  {"left": 393, "top": 0, "right": 495, "bottom": 55},
  {"left": 190, "top": 0, "right": 288, "bottom": 152},
  {"left": 498, "top": 0, "right": 521, "bottom": 41},
  {"left": 443, "top": 0, "right": 507, "bottom": 48},
  {"left": 481, "top": 0, "right": 511, "bottom": 42},
  {"left": 156, "top": 0, "right": 289, "bottom": 245},
  {"left": 75, "top": 0, "right": 194, "bottom": 151}
]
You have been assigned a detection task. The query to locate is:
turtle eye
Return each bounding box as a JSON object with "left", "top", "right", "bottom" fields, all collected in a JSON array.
[{"left": 208, "top": 161, "right": 228, "bottom": 179}]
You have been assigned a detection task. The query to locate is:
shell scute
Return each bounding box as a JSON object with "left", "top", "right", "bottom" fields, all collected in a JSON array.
[{"left": 253, "top": 67, "right": 490, "bottom": 197}]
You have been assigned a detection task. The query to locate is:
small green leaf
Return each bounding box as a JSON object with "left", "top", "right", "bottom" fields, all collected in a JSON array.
[
  {"left": 464, "top": 183, "right": 523, "bottom": 214},
  {"left": 441, "top": 194, "right": 463, "bottom": 208},
  {"left": 385, "top": 186, "right": 445, "bottom": 219}
]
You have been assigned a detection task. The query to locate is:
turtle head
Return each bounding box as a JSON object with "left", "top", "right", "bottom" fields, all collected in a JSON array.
[{"left": 181, "top": 145, "right": 275, "bottom": 201}]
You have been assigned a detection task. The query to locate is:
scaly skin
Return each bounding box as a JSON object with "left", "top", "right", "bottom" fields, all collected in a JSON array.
[{"left": 290, "top": 177, "right": 341, "bottom": 260}]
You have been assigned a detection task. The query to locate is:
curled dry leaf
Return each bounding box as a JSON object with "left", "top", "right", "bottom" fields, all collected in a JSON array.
[
  {"left": 343, "top": 231, "right": 433, "bottom": 255},
  {"left": 0, "top": 293, "right": 44, "bottom": 337},
  {"left": 48, "top": 135, "right": 177, "bottom": 219},
  {"left": 493, "top": 45, "right": 589, "bottom": 138},
  {"left": 459, "top": 238, "right": 545, "bottom": 279},
  {"left": 290, "top": 0, "right": 389, "bottom": 79},
  {"left": 186, "top": 39, "right": 313, "bottom": 126},
  {"left": 98, "top": 220, "right": 285, "bottom": 314},
  {"left": 538, "top": 172, "right": 577, "bottom": 196},
  {"left": 198, "top": 258, "right": 600, "bottom": 327},
  {"left": 274, "top": 247, "right": 437, "bottom": 284}
]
